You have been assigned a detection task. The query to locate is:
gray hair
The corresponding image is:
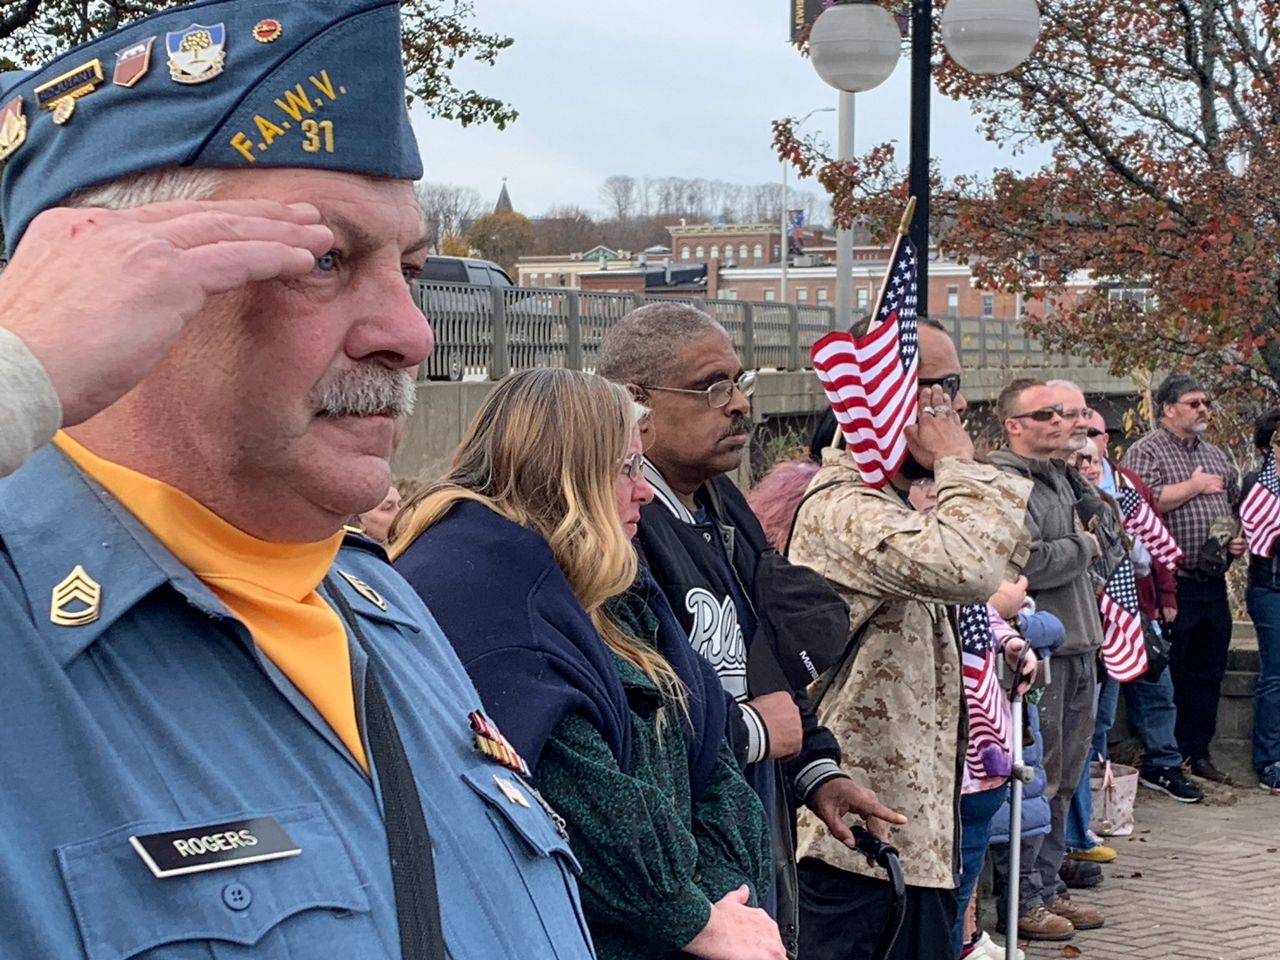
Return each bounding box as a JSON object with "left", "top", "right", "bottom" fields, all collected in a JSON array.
[
  {"left": 65, "top": 167, "right": 227, "bottom": 211},
  {"left": 1154, "top": 374, "right": 1205, "bottom": 413},
  {"left": 1045, "top": 378, "right": 1082, "bottom": 393},
  {"left": 596, "top": 302, "right": 727, "bottom": 386}
]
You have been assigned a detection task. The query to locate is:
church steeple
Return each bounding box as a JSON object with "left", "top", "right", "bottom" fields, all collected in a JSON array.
[{"left": 494, "top": 177, "right": 513, "bottom": 213}]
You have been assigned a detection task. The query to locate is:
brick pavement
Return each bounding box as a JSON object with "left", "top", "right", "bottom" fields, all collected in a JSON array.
[{"left": 1010, "top": 778, "right": 1280, "bottom": 960}]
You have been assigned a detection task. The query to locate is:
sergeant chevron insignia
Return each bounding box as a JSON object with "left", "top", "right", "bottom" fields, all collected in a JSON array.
[
  {"left": 338, "top": 570, "right": 386, "bottom": 610},
  {"left": 50, "top": 565, "right": 101, "bottom": 627}
]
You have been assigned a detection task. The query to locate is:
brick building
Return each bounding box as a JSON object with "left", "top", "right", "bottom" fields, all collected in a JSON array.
[{"left": 534, "top": 220, "right": 1095, "bottom": 322}]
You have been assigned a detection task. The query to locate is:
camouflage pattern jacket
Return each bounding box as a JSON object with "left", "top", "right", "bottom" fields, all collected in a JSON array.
[{"left": 787, "top": 452, "right": 1032, "bottom": 889}]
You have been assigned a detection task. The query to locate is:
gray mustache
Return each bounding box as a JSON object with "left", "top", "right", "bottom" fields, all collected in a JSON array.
[{"left": 311, "top": 366, "right": 416, "bottom": 418}]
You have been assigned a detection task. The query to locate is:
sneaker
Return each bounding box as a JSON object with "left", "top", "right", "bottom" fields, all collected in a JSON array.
[
  {"left": 1186, "top": 756, "right": 1233, "bottom": 784},
  {"left": 1047, "top": 897, "right": 1104, "bottom": 930},
  {"left": 1259, "top": 762, "right": 1280, "bottom": 791},
  {"left": 1141, "top": 766, "right": 1205, "bottom": 803},
  {"left": 970, "top": 931, "right": 1025, "bottom": 960},
  {"left": 1058, "top": 858, "right": 1103, "bottom": 888},
  {"left": 1001, "top": 904, "right": 1075, "bottom": 941},
  {"left": 1068, "top": 843, "right": 1117, "bottom": 863}
]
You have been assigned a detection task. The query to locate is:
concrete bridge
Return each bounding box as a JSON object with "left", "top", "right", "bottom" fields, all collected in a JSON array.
[{"left": 393, "top": 281, "right": 1138, "bottom": 483}]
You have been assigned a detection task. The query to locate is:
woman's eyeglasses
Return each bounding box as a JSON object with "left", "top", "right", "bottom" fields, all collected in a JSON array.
[
  {"left": 619, "top": 452, "right": 645, "bottom": 480},
  {"left": 1009, "top": 405, "right": 1065, "bottom": 422},
  {"left": 642, "top": 371, "right": 758, "bottom": 409}
]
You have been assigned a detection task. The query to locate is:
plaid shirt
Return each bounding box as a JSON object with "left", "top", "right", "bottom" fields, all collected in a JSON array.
[{"left": 1120, "top": 427, "right": 1238, "bottom": 572}]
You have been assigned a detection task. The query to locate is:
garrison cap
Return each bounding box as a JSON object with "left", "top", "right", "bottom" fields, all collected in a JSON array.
[{"left": 0, "top": 0, "right": 423, "bottom": 254}]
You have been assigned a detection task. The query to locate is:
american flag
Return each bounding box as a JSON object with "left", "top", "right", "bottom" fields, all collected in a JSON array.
[
  {"left": 958, "top": 604, "right": 1011, "bottom": 779},
  {"left": 1115, "top": 484, "right": 1183, "bottom": 571},
  {"left": 1241, "top": 450, "right": 1280, "bottom": 558},
  {"left": 811, "top": 234, "right": 919, "bottom": 488},
  {"left": 1098, "top": 558, "right": 1149, "bottom": 682}
]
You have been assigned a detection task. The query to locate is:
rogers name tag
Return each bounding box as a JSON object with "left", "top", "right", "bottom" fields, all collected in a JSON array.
[{"left": 129, "top": 816, "right": 300, "bottom": 879}]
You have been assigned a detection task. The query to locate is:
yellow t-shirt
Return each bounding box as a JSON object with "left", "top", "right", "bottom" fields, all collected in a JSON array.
[{"left": 55, "top": 433, "right": 368, "bottom": 772}]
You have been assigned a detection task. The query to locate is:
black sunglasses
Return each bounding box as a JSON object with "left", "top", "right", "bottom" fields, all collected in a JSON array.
[
  {"left": 1010, "top": 405, "right": 1064, "bottom": 422},
  {"left": 1086, "top": 428, "right": 1107, "bottom": 438},
  {"left": 919, "top": 374, "right": 961, "bottom": 398}
]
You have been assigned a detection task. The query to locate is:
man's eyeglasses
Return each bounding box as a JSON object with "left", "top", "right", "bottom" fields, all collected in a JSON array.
[
  {"left": 1062, "top": 407, "right": 1096, "bottom": 421},
  {"left": 919, "top": 374, "right": 961, "bottom": 398},
  {"left": 1086, "top": 428, "right": 1108, "bottom": 438},
  {"left": 642, "top": 370, "right": 758, "bottom": 409},
  {"left": 1175, "top": 398, "right": 1213, "bottom": 410},
  {"left": 619, "top": 451, "right": 645, "bottom": 481},
  {"left": 1009, "top": 405, "right": 1065, "bottom": 422}
]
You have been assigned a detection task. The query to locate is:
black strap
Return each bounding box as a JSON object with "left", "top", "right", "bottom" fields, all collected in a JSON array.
[
  {"left": 783, "top": 478, "right": 878, "bottom": 712},
  {"left": 326, "top": 577, "right": 447, "bottom": 960}
]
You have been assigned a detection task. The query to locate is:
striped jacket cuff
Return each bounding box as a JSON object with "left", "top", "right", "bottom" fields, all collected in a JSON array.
[
  {"left": 794, "top": 758, "right": 847, "bottom": 802},
  {"left": 739, "top": 702, "right": 769, "bottom": 765}
]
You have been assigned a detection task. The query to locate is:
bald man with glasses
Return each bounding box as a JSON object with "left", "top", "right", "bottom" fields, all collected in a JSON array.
[{"left": 988, "top": 377, "right": 1107, "bottom": 942}]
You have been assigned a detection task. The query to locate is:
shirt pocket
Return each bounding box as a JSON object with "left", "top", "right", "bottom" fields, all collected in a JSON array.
[
  {"left": 56, "top": 803, "right": 377, "bottom": 960},
  {"left": 459, "top": 767, "right": 594, "bottom": 959}
]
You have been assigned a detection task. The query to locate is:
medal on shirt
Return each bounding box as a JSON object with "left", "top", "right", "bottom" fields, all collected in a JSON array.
[{"left": 469, "top": 710, "right": 530, "bottom": 777}]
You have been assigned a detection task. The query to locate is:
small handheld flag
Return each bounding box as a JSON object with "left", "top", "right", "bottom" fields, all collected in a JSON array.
[{"left": 811, "top": 200, "right": 920, "bottom": 488}]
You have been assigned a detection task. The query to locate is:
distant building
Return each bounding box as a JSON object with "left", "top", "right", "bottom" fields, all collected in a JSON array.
[{"left": 519, "top": 219, "right": 1095, "bottom": 321}]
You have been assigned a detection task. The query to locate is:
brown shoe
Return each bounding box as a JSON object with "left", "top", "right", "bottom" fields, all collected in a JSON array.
[
  {"left": 1010, "top": 905, "right": 1075, "bottom": 941},
  {"left": 1187, "top": 757, "right": 1233, "bottom": 784},
  {"left": 1047, "top": 897, "right": 1104, "bottom": 930}
]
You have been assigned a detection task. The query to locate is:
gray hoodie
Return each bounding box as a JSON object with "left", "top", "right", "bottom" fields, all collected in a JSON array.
[
  {"left": 0, "top": 327, "right": 60, "bottom": 479},
  {"left": 988, "top": 448, "right": 1103, "bottom": 657}
]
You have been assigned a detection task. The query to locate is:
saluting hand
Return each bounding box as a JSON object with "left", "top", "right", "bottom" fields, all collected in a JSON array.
[{"left": 0, "top": 199, "right": 334, "bottom": 426}]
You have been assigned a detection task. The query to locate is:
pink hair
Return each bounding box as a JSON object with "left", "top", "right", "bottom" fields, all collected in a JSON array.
[{"left": 747, "top": 459, "right": 821, "bottom": 553}]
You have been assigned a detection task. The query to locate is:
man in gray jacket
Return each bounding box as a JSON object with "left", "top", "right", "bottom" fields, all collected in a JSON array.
[{"left": 989, "top": 377, "right": 1107, "bottom": 942}]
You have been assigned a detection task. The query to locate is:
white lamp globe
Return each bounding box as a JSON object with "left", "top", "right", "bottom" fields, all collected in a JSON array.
[
  {"left": 940, "top": 0, "right": 1041, "bottom": 75},
  {"left": 809, "top": 1, "right": 902, "bottom": 94}
]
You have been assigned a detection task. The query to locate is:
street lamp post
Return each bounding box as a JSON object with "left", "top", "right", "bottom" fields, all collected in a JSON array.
[
  {"left": 911, "top": 0, "right": 1042, "bottom": 309},
  {"left": 808, "top": 0, "right": 1040, "bottom": 326},
  {"left": 808, "top": 0, "right": 902, "bottom": 328},
  {"left": 781, "top": 106, "right": 835, "bottom": 304}
]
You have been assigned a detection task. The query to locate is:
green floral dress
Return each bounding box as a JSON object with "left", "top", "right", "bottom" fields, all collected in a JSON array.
[{"left": 534, "top": 589, "right": 773, "bottom": 960}]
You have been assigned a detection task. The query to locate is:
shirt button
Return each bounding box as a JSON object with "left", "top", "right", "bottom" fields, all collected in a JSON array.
[{"left": 222, "top": 882, "right": 253, "bottom": 911}]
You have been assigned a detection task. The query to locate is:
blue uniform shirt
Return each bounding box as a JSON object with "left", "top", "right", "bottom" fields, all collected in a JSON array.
[{"left": 0, "top": 447, "right": 597, "bottom": 960}]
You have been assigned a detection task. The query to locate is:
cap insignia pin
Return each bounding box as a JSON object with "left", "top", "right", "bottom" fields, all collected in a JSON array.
[
  {"left": 50, "top": 565, "right": 102, "bottom": 627},
  {"left": 338, "top": 570, "right": 387, "bottom": 611},
  {"left": 34, "top": 58, "right": 105, "bottom": 125},
  {"left": 252, "top": 19, "right": 283, "bottom": 43},
  {"left": 166, "top": 23, "right": 227, "bottom": 85},
  {"left": 0, "top": 96, "right": 27, "bottom": 161},
  {"left": 113, "top": 37, "right": 155, "bottom": 88}
]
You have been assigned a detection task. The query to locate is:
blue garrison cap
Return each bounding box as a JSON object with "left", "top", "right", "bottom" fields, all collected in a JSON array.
[{"left": 0, "top": 0, "right": 423, "bottom": 253}]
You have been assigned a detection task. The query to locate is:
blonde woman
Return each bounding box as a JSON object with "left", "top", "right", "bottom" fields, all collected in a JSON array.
[{"left": 392, "top": 369, "right": 781, "bottom": 960}]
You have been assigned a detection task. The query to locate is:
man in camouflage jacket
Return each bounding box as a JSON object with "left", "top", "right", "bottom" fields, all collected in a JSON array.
[{"left": 787, "top": 321, "right": 1033, "bottom": 960}]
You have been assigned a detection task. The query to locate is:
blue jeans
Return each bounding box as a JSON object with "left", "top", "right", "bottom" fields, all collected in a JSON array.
[
  {"left": 1246, "top": 584, "right": 1280, "bottom": 774},
  {"left": 1121, "top": 658, "right": 1183, "bottom": 771},
  {"left": 1065, "top": 679, "right": 1119, "bottom": 851},
  {"left": 953, "top": 787, "right": 1006, "bottom": 957}
]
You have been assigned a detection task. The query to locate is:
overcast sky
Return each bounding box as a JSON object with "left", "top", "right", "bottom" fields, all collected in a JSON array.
[{"left": 409, "top": 0, "right": 1055, "bottom": 219}]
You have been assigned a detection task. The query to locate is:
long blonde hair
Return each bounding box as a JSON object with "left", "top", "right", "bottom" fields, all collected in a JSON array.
[{"left": 392, "top": 368, "right": 686, "bottom": 710}]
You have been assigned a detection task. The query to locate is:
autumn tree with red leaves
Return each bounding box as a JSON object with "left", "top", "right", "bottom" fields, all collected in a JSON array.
[{"left": 777, "top": 1, "right": 1280, "bottom": 411}]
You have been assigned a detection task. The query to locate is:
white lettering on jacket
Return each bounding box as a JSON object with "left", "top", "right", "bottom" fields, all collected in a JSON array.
[{"left": 684, "top": 588, "right": 748, "bottom": 700}]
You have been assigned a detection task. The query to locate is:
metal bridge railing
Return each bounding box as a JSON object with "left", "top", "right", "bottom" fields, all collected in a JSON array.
[{"left": 413, "top": 282, "right": 1085, "bottom": 381}]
